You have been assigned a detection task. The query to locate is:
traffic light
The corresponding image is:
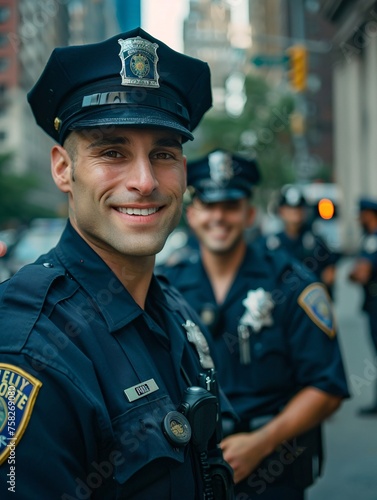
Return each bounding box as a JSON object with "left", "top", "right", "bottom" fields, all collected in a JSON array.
[{"left": 287, "top": 45, "right": 308, "bottom": 92}]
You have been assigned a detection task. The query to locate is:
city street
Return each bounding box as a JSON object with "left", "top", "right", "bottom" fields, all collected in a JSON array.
[{"left": 308, "top": 258, "right": 377, "bottom": 500}]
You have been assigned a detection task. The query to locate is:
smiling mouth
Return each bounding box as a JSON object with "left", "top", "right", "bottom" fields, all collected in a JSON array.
[{"left": 116, "top": 207, "right": 160, "bottom": 216}]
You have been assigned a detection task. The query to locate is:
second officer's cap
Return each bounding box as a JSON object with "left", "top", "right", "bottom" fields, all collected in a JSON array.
[
  {"left": 187, "top": 149, "right": 260, "bottom": 202},
  {"left": 359, "top": 197, "right": 377, "bottom": 212},
  {"left": 279, "top": 185, "right": 306, "bottom": 207},
  {"left": 27, "top": 27, "right": 212, "bottom": 144}
]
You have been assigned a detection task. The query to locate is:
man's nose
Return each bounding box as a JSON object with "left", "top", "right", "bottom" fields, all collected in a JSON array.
[{"left": 125, "top": 157, "right": 159, "bottom": 195}]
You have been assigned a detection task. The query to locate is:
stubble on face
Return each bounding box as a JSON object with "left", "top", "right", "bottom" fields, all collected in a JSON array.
[{"left": 62, "top": 128, "right": 186, "bottom": 264}]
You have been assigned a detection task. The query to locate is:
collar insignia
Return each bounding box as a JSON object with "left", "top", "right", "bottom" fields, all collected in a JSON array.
[
  {"left": 182, "top": 320, "right": 214, "bottom": 370},
  {"left": 240, "top": 288, "right": 274, "bottom": 332},
  {"left": 118, "top": 36, "right": 160, "bottom": 88},
  {"left": 208, "top": 150, "right": 234, "bottom": 185}
]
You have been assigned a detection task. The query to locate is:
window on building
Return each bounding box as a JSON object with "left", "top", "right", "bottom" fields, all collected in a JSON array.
[
  {"left": 0, "top": 58, "right": 9, "bottom": 71},
  {"left": 0, "top": 7, "right": 10, "bottom": 24},
  {"left": 0, "top": 34, "right": 8, "bottom": 47}
]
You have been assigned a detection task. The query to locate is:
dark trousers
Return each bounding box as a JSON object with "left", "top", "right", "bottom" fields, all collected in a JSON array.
[
  {"left": 367, "top": 312, "right": 377, "bottom": 354},
  {"left": 234, "top": 475, "right": 305, "bottom": 500}
]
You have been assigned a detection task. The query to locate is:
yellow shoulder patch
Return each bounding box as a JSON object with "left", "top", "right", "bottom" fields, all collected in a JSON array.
[
  {"left": 0, "top": 364, "right": 42, "bottom": 465},
  {"left": 298, "top": 283, "right": 336, "bottom": 338}
]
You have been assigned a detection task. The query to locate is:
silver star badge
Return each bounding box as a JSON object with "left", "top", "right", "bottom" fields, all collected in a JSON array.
[{"left": 239, "top": 288, "right": 274, "bottom": 332}]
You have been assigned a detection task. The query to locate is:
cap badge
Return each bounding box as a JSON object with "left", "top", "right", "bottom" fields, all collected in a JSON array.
[
  {"left": 208, "top": 150, "right": 234, "bottom": 185},
  {"left": 118, "top": 36, "right": 160, "bottom": 88}
]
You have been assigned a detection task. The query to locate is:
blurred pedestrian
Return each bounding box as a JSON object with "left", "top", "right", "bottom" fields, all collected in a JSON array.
[
  {"left": 0, "top": 28, "right": 234, "bottom": 499},
  {"left": 349, "top": 197, "right": 377, "bottom": 416},
  {"left": 157, "top": 149, "right": 349, "bottom": 499},
  {"left": 265, "top": 185, "right": 339, "bottom": 297}
]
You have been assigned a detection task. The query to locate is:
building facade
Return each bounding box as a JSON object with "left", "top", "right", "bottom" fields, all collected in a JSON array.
[{"left": 320, "top": 0, "right": 377, "bottom": 251}]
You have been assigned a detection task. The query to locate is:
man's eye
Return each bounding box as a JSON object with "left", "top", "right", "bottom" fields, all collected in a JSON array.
[
  {"left": 153, "top": 152, "right": 173, "bottom": 160},
  {"left": 104, "top": 150, "right": 122, "bottom": 158}
]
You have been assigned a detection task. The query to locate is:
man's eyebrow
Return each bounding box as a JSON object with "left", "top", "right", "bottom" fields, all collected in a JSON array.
[
  {"left": 154, "top": 137, "right": 183, "bottom": 150},
  {"left": 86, "top": 136, "right": 129, "bottom": 149}
]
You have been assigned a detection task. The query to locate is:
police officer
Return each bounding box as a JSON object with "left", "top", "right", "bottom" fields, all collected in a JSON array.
[
  {"left": 266, "top": 185, "right": 339, "bottom": 297},
  {"left": 157, "top": 150, "right": 349, "bottom": 499},
  {"left": 0, "top": 29, "right": 234, "bottom": 499},
  {"left": 349, "top": 197, "right": 377, "bottom": 415}
]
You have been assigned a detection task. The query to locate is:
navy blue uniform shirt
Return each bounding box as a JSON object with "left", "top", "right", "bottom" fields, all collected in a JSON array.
[
  {"left": 0, "top": 221, "right": 225, "bottom": 499},
  {"left": 157, "top": 241, "right": 349, "bottom": 422},
  {"left": 264, "top": 226, "right": 338, "bottom": 285},
  {"left": 358, "top": 230, "right": 377, "bottom": 312}
]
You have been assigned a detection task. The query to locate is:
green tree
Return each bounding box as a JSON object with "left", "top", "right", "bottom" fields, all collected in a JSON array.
[
  {"left": 184, "top": 73, "right": 297, "bottom": 197},
  {"left": 0, "top": 153, "right": 55, "bottom": 227}
]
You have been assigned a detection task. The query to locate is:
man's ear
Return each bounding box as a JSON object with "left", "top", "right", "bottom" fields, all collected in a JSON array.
[
  {"left": 185, "top": 203, "right": 194, "bottom": 228},
  {"left": 247, "top": 205, "right": 257, "bottom": 227},
  {"left": 51, "top": 145, "right": 72, "bottom": 194}
]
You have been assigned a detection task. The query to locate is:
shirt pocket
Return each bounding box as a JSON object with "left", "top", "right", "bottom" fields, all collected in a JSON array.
[
  {"left": 111, "top": 395, "right": 186, "bottom": 485},
  {"left": 251, "top": 331, "right": 291, "bottom": 391}
]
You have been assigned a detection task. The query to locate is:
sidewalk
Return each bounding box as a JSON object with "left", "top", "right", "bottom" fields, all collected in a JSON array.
[{"left": 308, "top": 258, "right": 377, "bottom": 500}]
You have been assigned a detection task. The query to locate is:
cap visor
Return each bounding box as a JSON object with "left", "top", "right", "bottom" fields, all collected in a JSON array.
[
  {"left": 197, "top": 189, "right": 248, "bottom": 203},
  {"left": 68, "top": 106, "right": 194, "bottom": 141}
]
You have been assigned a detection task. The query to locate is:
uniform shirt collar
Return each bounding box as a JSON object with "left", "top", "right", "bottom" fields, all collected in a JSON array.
[{"left": 54, "top": 220, "right": 169, "bottom": 332}]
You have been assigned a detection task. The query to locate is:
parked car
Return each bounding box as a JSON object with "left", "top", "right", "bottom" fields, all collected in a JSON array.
[{"left": 0, "top": 218, "right": 67, "bottom": 281}]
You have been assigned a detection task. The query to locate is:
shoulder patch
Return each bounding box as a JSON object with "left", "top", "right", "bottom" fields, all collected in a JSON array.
[
  {"left": 0, "top": 364, "right": 42, "bottom": 465},
  {"left": 298, "top": 283, "right": 336, "bottom": 338}
]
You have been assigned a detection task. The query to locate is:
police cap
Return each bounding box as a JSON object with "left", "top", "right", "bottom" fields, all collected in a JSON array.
[
  {"left": 27, "top": 27, "right": 212, "bottom": 144},
  {"left": 279, "top": 185, "right": 306, "bottom": 207},
  {"left": 359, "top": 197, "right": 377, "bottom": 212},
  {"left": 187, "top": 149, "right": 260, "bottom": 203}
]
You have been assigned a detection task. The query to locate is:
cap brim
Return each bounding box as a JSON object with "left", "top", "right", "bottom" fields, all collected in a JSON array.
[
  {"left": 67, "top": 106, "right": 194, "bottom": 142},
  {"left": 196, "top": 188, "right": 249, "bottom": 203}
]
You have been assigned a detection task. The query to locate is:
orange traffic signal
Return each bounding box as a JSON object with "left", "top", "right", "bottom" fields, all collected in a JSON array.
[
  {"left": 318, "top": 198, "right": 335, "bottom": 219},
  {"left": 287, "top": 45, "right": 308, "bottom": 92}
]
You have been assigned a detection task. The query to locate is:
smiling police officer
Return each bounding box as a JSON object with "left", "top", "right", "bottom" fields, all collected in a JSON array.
[
  {"left": 157, "top": 150, "right": 349, "bottom": 499},
  {"left": 0, "top": 29, "right": 233, "bottom": 499}
]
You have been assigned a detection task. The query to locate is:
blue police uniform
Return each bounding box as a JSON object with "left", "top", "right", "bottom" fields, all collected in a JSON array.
[
  {"left": 0, "top": 221, "right": 231, "bottom": 499},
  {"left": 265, "top": 227, "right": 337, "bottom": 282},
  {"left": 265, "top": 186, "right": 339, "bottom": 293},
  {"left": 157, "top": 151, "right": 349, "bottom": 497},
  {"left": 357, "top": 198, "right": 377, "bottom": 353},
  {"left": 0, "top": 28, "right": 234, "bottom": 499}
]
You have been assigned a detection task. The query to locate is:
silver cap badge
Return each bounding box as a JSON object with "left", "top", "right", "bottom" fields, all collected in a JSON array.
[
  {"left": 208, "top": 150, "right": 234, "bottom": 185},
  {"left": 118, "top": 36, "right": 160, "bottom": 88}
]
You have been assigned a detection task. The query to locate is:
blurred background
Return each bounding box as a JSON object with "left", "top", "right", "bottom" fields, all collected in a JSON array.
[
  {"left": 0, "top": 0, "right": 374, "bottom": 270},
  {"left": 0, "top": 0, "right": 374, "bottom": 272},
  {"left": 0, "top": 2, "right": 377, "bottom": 498}
]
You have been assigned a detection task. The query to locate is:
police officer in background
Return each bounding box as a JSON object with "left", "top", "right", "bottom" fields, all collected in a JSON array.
[
  {"left": 265, "top": 185, "right": 339, "bottom": 297},
  {"left": 349, "top": 197, "right": 377, "bottom": 415},
  {"left": 0, "top": 29, "right": 234, "bottom": 499},
  {"left": 157, "top": 150, "right": 349, "bottom": 499}
]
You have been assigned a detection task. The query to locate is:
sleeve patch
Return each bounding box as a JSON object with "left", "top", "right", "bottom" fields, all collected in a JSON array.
[
  {"left": 0, "top": 364, "right": 42, "bottom": 465},
  {"left": 298, "top": 283, "right": 336, "bottom": 338}
]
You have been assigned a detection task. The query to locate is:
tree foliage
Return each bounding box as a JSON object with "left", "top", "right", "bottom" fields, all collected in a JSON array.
[
  {"left": 184, "top": 73, "right": 297, "bottom": 198},
  {"left": 0, "top": 153, "right": 55, "bottom": 227}
]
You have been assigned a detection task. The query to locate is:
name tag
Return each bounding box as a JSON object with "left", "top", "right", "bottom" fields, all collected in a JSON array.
[{"left": 124, "top": 378, "right": 159, "bottom": 402}]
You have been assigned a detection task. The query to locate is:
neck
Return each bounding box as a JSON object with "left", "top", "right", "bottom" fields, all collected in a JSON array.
[
  {"left": 285, "top": 223, "right": 301, "bottom": 238},
  {"left": 95, "top": 249, "right": 155, "bottom": 309},
  {"left": 200, "top": 240, "right": 247, "bottom": 304}
]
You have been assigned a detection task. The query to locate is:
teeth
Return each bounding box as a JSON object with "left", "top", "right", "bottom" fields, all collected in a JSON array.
[{"left": 118, "top": 207, "right": 158, "bottom": 216}]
